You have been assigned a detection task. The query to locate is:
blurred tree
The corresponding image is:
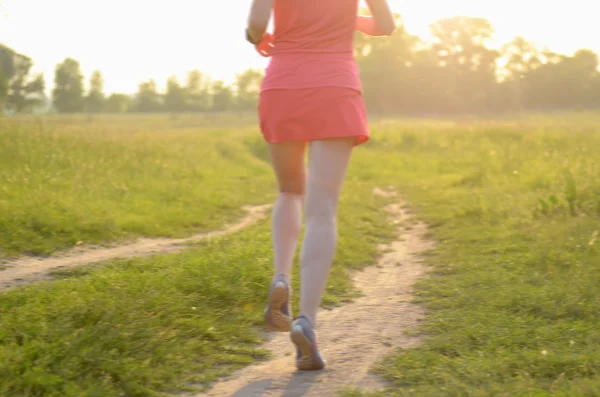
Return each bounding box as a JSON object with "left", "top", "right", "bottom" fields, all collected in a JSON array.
[
  {"left": 502, "top": 37, "right": 542, "bottom": 80},
  {"left": 0, "top": 69, "right": 7, "bottom": 111},
  {"left": 0, "top": 44, "right": 45, "bottom": 113},
  {"left": 105, "top": 93, "right": 131, "bottom": 113},
  {"left": 164, "top": 76, "right": 186, "bottom": 113},
  {"left": 211, "top": 80, "right": 233, "bottom": 112},
  {"left": 355, "top": 13, "right": 422, "bottom": 114},
  {"left": 517, "top": 47, "right": 597, "bottom": 110},
  {"left": 52, "top": 58, "right": 84, "bottom": 113},
  {"left": 134, "top": 79, "right": 162, "bottom": 112},
  {"left": 85, "top": 70, "right": 105, "bottom": 113},
  {"left": 0, "top": 45, "right": 17, "bottom": 112},
  {"left": 404, "top": 47, "right": 444, "bottom": 115},
  {"left": 234, "top": 69, "right": 263, "bottom": 111},
  {"left": 429, "top": 16, "right": 499, "bottom": 113},
  {"left": 499, "top": 36, "right": 542, "bottom": 110},
  {"left": 27, "top": 21, "right": 597, "bottom": 116},
  {"left": 185, "top": 70, "right": 211, "bottom": 112},
  {"left": 8, "top": 58, "right": 45, "bottom": 113},
  {"left": 567, "top": 49, "right": 599, "bottom": 108},
  {"left": 0, "top": 44, "right": 15, "bottom": 78}
]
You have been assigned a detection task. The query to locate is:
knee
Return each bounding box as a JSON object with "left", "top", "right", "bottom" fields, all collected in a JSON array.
[
  {"left": 305, "top": 197, "right": 337, "bottom": 222},
  {"left": 279, "top": 182, "right": 305, "bottom": 196}
]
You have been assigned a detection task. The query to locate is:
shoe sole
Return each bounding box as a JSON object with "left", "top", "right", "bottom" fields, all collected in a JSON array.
[
  {"left": 291, "top": 325, "right": 325, "bottom": 371},
  {"left": 265, "top": 282, "right": 291, "bottom": 332}
]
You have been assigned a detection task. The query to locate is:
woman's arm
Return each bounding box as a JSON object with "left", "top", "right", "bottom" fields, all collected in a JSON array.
[
  {"left": 357, "top": 0, "right": 396, "bottom": 36},
  {"left": 356, "top": 16, "right": 388, "bottom": 36},
  {"left": 247, "top": 0, "right": 273, "bottom": 44}
]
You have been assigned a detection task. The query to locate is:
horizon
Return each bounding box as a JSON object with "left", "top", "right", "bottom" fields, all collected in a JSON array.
[{"left": 1, "top": 0, "right": 599, "bottom": 96}]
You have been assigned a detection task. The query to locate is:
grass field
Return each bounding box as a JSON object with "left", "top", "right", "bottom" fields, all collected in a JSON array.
[
  {"left": 1, "top": 112, "right": 600, "bottom": 396},
  {"left": 0, "top": 114, "right": 271, "bottom": 257}
]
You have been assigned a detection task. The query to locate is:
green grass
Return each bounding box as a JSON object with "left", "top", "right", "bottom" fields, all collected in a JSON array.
[
  {"left": 0, "top": 200, "right": 394, "bottom": 397},
  {"left": 0, "top": 114, "right": 271, "bottom": 257},
  {"left": 0, "top": 114, "right": 397, "bottom": 396},
  {"left": 343, "top": 113, "right": 600, "bottom": 396},
  {"left": 2, "top": 113, "right": 600, "bottom": 396}
]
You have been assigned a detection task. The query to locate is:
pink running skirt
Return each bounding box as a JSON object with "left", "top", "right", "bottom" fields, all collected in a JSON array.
[{"left": 258, "top": 87, "right": 369, "bottom": 147}]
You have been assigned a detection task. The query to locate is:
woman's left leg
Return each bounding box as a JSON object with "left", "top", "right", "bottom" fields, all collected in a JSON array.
[{"left": 264, "top": 140, "right": 307, "bottom": 332}]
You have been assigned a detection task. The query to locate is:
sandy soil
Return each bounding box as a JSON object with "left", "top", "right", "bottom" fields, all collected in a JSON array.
[
  {"left": 189, "top": 188, "right": 434, "bottom": 397},
  {"left": 0, "top": 188, "right": 434, "bottom": 397},
  {"left": 0, "top": 204, "right": 271, "bottom": 291}
]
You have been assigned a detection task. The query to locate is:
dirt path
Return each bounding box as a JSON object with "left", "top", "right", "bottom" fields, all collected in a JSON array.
[
  {"left": 191, "top": 188, "right": 434, "bottom": 397},
  {"left": 0, "top": 204, "right": 271, "bottom": 292}
]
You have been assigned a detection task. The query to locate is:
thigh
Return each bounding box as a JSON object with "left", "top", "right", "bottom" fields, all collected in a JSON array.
[
  {"left": 306, "top": 137, "right": 355, "bottom": 207},
  {"left": 268, "top": 140, "right": 307, "bottom": 195}
]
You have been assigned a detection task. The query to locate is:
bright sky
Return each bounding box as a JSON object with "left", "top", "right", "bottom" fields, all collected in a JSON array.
[{"left": 1, "top": 0, "right": 598, "bottom": 95}]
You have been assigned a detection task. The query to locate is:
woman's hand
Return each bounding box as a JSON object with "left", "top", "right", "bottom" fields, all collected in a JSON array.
[
  {"left": 255, "top": 32, "right": 275, "bottom": 57},
  {"left": 246, "top": 0, "right": 275, "bottom": 57}
]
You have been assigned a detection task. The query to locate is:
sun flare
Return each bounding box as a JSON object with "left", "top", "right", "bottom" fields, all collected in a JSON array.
[{"left": 1, "top": 0, "right": 597, "bottom": 95}]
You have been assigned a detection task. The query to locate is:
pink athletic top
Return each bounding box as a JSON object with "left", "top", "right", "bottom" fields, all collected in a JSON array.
[{"left": 260, "top": 0, "right": 362, "bottom": 93}]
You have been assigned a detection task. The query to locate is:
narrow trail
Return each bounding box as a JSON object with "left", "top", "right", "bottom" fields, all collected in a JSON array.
[
  {"left": 190, "top": 188, "right": 434, "bottom": 397},
  {"left": 0, "top": 204, "right": 271, "bottom": 292}
]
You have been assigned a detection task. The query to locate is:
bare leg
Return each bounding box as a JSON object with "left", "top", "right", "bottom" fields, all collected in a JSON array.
[
  {"left": 299, "top": 137, "right": 355, "bottom": 328},
  {"left": 268, "top": 140, "right": 306, "bottom": 281},
  {"left": 264, "top": 140, "right": 306, "bottom": 332}
]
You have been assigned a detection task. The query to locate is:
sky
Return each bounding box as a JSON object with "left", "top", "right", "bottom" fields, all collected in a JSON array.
[{"left": 1, "top": 0, "right": 598, "bottom": 95}]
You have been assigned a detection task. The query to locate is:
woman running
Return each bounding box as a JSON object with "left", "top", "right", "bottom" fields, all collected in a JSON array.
[{"left": 246, "top": 0, "right": 395, "bottom": 371}]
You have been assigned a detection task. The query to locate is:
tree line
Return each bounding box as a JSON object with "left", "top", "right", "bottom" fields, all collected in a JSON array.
[
  {"left": 355, "top": 16, "right": 600, "bottom": 114},
  {"left": 1, "top": 15, "right": 600, "bottom": 115},
  {"left": 49, "top": 59, "right": 264, "bottom": 114}
]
